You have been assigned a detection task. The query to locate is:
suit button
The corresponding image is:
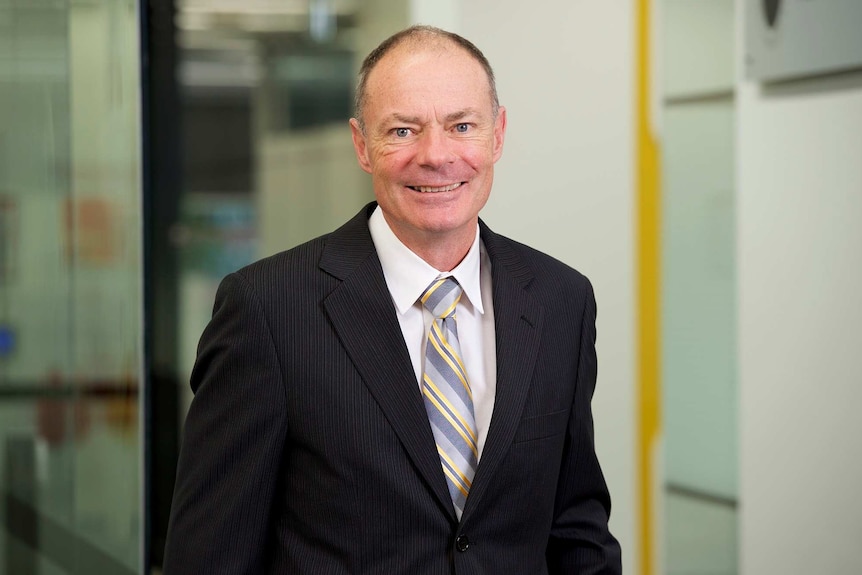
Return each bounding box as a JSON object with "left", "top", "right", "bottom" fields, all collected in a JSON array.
[{"left": 455, "top": 535, "right": 470, "bottom": 552}]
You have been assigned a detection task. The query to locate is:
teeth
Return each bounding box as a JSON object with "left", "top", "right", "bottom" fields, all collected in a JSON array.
[{"left": 411, "top": 183, "right": 462, "bottom": 193}]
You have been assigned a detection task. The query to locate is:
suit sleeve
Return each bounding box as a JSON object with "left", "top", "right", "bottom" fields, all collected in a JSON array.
[
  {"left": 546, "top": 279, "right": 622, "bottom": 574},
  {"left": 163, "top": 272, "right": 288, "bottom": 574}
]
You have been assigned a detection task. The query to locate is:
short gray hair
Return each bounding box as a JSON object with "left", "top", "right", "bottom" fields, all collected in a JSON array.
[{"left": 354, "top": 25, "right": 500, "bottom": 132}]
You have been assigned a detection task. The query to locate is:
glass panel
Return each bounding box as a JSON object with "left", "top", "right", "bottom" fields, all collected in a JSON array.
[
  {"left": 666, "top": 491, "right": 737, "bottom": 575},
  {"left": 662, "top": 0, "right": 734, "bottom": 97},
  {"left": 0, "top": 0, "right": 142, "bottom": 573},
  {"left": 661, "top": 100, "right": 738, "bottom": 575},
  {"left": 149, "top": 3, "right": 406, "bottom": 569},
  {"left": 662, "top": 101, "right": 737, "bottom": 499},
  {"left": 661, "top": 1, "right": 738, "bottom": 573},
  {"left": 172, "top": 0, "right": 372, "bottom": 418}
]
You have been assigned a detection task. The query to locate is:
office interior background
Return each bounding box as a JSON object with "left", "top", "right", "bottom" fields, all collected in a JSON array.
[{"left": 1, "top": 0, "right": 861, "bottom": 573}]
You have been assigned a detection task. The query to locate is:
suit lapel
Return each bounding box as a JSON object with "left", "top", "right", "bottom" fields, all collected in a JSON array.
[
  {"left": 320, "top": 205, "right": 455, "bottom": 520},
  {"left": 462, "top": 222, "right": 545, "bottom": 522}
]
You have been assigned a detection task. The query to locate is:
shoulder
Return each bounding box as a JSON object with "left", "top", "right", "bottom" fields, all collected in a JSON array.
[
  {"left": 481, "top": 222, "right": 593, "bottom": 294},
  {"left": 481, "top": 224, "right": 597, "bottom": 346},
  {"left": 233, "top": 233, "right": 330, "bottom": 286},
  {"left": 228, "top": 202, "right": 377, "bottom": 292}
]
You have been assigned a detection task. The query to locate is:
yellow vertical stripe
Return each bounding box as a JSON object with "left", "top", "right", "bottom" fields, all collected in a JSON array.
[{"left": 636, "top": 1, "right": 661, "bottom": 575}]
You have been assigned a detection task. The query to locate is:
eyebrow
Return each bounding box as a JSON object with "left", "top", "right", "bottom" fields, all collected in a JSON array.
[
  {"left": 384, "top": 108, "right": 482, "bottom": 126},
  {"left": 388, "top": 113, "right": 422, "bottom": 125},
  {"left": 444, "top": 109, "right": 480, "bottom": 123}
]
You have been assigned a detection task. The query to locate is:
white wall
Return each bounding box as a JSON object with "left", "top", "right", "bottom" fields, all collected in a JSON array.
[
  {"left": 457, "top": 4, "right": 637, "bottom": 573},
  {"left": 259, "top": 126, "right": 370, "bottom": 255},
  {"left": 736, "top": 3, "right": 862, "bottom": 574}
]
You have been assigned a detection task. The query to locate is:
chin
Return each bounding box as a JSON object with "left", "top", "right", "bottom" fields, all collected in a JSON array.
[{"left": 416, "top": 215, "right": 474, "bottom": 236}]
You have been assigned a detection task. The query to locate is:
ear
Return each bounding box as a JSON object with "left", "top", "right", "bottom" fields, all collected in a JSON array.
[
  {"left": 492, "top": 106, "right": 507, "bottom": 162},
  {"left": 349, "top": 118, "right": 373, "bottom": 174}
]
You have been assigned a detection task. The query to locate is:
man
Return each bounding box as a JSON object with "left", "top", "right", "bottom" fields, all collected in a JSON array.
[{"left": 164, "top": 26, "right": 621, "bottom": 574}]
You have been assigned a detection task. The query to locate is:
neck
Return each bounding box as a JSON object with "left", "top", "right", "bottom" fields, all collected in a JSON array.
[
  {"left": 412, "top": 239, "right": 472, "bottom": 272},
  {"left": 386, "top": 220, "right": 477, "bottom": 272}
]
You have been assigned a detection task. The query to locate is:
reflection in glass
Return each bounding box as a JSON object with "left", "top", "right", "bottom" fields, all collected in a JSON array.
[
  {"left": 173, "top": 0, "right": 371, "bottom": 417},
  {"left": 0, "top": 0, "right": 142, "bottom": 572}
]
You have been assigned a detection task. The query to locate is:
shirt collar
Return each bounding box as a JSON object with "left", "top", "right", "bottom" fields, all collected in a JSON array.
[{"left": 369, "top": 205, "right": 485, "bottom": 316}]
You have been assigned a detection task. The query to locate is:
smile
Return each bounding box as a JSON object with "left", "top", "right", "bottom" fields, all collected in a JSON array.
[{"left": 407, "top": 182, "right": 463, "bottom": 193}]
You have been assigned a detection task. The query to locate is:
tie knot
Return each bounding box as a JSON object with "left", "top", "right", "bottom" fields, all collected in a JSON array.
[{"left": 421, "top": 277, "right": 462, "bottom": 319}]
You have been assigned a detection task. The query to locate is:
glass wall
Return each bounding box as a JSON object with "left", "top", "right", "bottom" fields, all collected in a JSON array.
[
  {"left": 147, "top": 1, "right": 397, "bottom": 569},
  {"left": 661, "top": 1, "right": 737, "bottom": 574},
  {"left": 165, "top": 0, "right": 373, "bottom": 428},
  {"left": 0, "top": 0, "right": 142, "bottom": 573}
]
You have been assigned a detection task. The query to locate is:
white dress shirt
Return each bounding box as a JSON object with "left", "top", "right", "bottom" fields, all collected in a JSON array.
[{"left": 368, "top": 206, "right": 497, "bottom": 460}]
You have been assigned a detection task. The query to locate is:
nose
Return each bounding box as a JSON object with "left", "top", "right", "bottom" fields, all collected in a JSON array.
[{"left": 415, "top": 128, "right": 454, "bottom": 169}]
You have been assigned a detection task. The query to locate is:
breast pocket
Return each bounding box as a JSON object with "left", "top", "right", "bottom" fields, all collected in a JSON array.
[{"left": 512, "top": 409, "right": 570, "bottom": 444}]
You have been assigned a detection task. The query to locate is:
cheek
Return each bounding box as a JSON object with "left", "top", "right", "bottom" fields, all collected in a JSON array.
[
  {"left": 373, "top": 152, "right": 412, "bottom": 182},
  {"left": 460, "top": 143, "right": 497, "bottom": 170}
]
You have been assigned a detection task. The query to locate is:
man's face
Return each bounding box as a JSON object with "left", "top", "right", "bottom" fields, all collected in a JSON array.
[{"left": 350, "top": 43, "right": 506, "bottom": 251}]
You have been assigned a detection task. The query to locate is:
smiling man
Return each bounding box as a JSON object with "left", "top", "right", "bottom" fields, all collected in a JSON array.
[
  {"left": 349, "top": 31, "right": 504, "bottom": 272},
  {"left": 164, "top": 26, "right": 621, "bottom": 575}
]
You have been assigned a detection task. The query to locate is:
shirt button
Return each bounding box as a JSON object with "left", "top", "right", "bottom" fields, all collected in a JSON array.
[{"left": 455, "top": 535, "right": 470, "bottom": 552}]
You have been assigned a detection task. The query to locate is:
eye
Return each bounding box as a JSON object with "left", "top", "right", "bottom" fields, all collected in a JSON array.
[
  {"left": 455, "top": 123, "right": 470, "bottom": 133},
  {"left": 394, "top": 128, "right": 412, "bottom": 138}
]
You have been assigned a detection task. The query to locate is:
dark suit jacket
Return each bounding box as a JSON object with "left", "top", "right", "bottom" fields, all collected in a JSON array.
[{"left": 164, "top": 203, "right": 621, "bottom": 574}]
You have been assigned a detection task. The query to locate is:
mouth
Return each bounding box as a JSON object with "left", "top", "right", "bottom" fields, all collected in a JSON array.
[{"left": 406, "top": 182, "right": 464, "bottom": 193}]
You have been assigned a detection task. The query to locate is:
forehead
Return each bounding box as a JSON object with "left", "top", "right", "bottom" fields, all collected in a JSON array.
[{"left": 363, "top": 43, "right": 492, "bottom": 119}]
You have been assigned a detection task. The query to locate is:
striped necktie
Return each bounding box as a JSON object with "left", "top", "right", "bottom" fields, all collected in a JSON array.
[{"left": 420, "top": 277, "right": 478, "bottom": 517}]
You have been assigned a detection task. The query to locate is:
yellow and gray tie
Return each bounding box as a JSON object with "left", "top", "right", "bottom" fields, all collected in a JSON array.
[{"left": 420, "top": 277, "right": 478, "bottom": 517}]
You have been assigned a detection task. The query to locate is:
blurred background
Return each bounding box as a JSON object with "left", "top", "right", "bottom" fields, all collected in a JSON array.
[{"left": 0, "top": 0, "right": 860, "bottom": 574}]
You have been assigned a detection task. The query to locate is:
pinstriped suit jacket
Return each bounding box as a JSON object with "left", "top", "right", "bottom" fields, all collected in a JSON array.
[{"left": 163, "top": 202, "right": 621, "bottom": 574}]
